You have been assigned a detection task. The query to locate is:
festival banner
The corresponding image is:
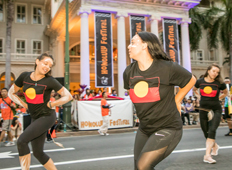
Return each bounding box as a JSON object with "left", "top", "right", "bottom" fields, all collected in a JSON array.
[
  {"left": 130, "top": 15, "right": 146, "bottom": 39},
  {"left": 78, "top": 100, "right": 133, "bottom": 130},
  {"left": 162, "top": 19, "right": 180, "bottom": 63},
  {"left": 95, "top": 12, "right": 113, "bottom": 87}
]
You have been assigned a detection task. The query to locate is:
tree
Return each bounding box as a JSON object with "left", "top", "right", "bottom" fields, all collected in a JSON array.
[
  {"left": 189, "top": 7, "right": 204, "bottom": 51},
  {"left": 4, "top": 0, "right": 14, "bottom": 89},
  {"left": 203, "top": 0, "right": 232, "bottom": 79}
]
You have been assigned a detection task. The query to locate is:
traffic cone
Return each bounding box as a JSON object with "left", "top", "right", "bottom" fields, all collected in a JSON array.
[{"left": 51, "top": 130, "right": 57, "bottom": 138}]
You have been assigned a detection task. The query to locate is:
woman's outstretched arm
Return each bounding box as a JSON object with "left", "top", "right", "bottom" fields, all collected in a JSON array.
[{"left": 8, "top": 84, "right": 28, "bottom": 109}]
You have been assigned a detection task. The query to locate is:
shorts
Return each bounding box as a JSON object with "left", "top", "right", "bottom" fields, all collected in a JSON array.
[
  {"left": 2, "top": 119, "right": 13, "bottom": 131},
  {"left": 225, "top": 107, "right": 231, "bottom": 119}
]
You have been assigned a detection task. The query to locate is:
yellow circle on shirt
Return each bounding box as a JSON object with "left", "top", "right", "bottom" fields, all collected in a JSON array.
[
  {"left": 203, "top": 86, "right": 213, "bottom": 94},
  {"left": 134, "top": 81, "right": 149, "bottom": 98},
  {"left": 25, "top": 88, "right": 36, "bottom": 99}
]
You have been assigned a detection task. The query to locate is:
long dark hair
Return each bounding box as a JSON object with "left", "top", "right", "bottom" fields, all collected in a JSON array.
[
  {"left": 12, "top": 117, "right": 18, "bottom": 127},
  {"left": 137, "top": 32, "right": 172, "bottom": 61},
  {"left": 34, "top": 53, "right": 54, "bottom": 77},
  {"left": 204, "top": 63, "right": 223, "bottom": 84}
]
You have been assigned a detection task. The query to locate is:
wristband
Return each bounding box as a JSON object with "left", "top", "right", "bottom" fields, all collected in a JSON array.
[{"left": 49, "top": 101, "right": 52, "bottom": 109}]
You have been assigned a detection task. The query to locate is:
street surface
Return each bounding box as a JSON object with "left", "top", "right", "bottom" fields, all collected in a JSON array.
[{"left": 0, "top": 127, "right": 231, "bottom": 170}]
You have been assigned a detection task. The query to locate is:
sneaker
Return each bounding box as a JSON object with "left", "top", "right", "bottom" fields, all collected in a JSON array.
[
  {"left": 98, "top": 130, "right": 104, "bottom": 136},
  {"left": 225, "top": 132, "right": 232, "bottom": 136},
  {"left": 13, "top": 137, "right": 17, "bottom": 141},
  {"left": 203, "top": 155, "right": 216, "bottom": 164},
  {"left": 5, "top": 142, "right": 15, "bottom": 147},
  {"left": 105, "top": 133, "right": 109, "bottom": 136},
  {"left": 211, "top": 144, "right": 219, "bottom": 156}
]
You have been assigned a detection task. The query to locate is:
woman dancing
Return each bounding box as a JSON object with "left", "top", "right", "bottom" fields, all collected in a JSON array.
[
  {"left": 193, "top": 64, "right": 228, "bottom": 163},
  {"left": 123, "top": 32, "right": 196, "bottom": 170},
  {"left": 8, "top": 53, "right": 73, "bottom": 170}
]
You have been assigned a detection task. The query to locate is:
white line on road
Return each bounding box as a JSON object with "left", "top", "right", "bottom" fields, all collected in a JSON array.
[
  {"left": 0, "top": 148, "right": 75, "bottom": 159},
  {"left": 1, "top": 145, "right": 232, "bottom": 170}
]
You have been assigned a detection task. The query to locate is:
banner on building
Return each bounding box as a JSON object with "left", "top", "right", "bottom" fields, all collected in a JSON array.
[
  {"left": 162, "top": 19, "right": 180, "bottom": 63},
  {"left": 130, "top": 15, "right": 146, "bottom": 40},
  {"left": 95, "top": 12, "right": 113, "bottom": 87},
  {"left": 78, "top": 100, "right": 133, "bottom": 130}
]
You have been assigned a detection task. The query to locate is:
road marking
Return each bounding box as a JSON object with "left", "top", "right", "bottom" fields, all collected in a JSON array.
[
  {"left": 0, "top": 148, "right": 75, "bottom": 159},
  {"left": 1, "top": 145, "right": 232, "bottom": 170}
]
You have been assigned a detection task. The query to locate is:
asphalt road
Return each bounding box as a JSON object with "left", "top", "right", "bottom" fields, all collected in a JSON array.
[{"left": 0, "top": 127, "right": 232, "bottom": 170}]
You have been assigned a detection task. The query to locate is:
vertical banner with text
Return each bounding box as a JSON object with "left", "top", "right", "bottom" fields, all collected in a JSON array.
[
  {"left": 130, "top": 15, "right": 146, "bottom": 40},
  {"left": 162, "top": 19, "right": 180, "bottom": 64},
  {"left": 95, "top": 12, "right": 113, "bottom": 87}
]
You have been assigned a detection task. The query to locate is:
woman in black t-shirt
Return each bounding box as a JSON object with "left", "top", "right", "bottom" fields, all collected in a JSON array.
[
  {"left": 194, "top": 64, "right": 228, "bottom": 164},
  {"left": 8, "top": 53, "right": 73, "bottom": 170},
  {"left": 123, "top": 32, "right": 196, "bottom": 169}
]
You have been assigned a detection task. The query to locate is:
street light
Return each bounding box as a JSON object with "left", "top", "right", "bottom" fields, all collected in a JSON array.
[{"left": 63, "top": 0, "right": 71, "bottom": 131}]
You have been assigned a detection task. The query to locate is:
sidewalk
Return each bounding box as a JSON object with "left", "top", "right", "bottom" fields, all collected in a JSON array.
[{"left": 56, "top": 122, "right": 229, "bottom": 138}]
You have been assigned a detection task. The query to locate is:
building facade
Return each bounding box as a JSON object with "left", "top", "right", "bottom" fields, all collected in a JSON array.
[{"left": 0, "top": 0, "right": 229, "bottom": 97}]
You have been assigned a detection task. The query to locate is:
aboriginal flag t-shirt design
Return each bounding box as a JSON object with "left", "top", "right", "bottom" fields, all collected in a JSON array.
[
  {"left": 129, "top": 76, "right": 160, "bottom": 103},
  {"left": 195, "top": 78, "right": 227, "bottom": 102},
  {"left": 23, "top": 82, "right": 47, "bottom": 104},
  {"left": 200, "top": 84, "right": 218, "bottom": 97}
]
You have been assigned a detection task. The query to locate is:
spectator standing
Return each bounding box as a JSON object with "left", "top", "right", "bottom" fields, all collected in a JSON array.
[
  {"left": 71, "top": 94, "right": 80, "bottom": 128},
  {"left": 98, "top": 92, "right": 111, "bottom": 136},
  {"left": 123, "top": 91, "right": 130, "bottom": 100},
  {"left": 111, "top": 90, "right": 117, "bottom": 96},
  {"left": 83, "top": 88, "right": 92, "bottom": 99},
  {"left": 96, "top": 89, "right": 102, "bottom": 96},
  {"left": 0, "top": 88, "right": 16, "bottom": 146},
  {"left": 224, "top": 77, "right": 232, "bottom": 136}
]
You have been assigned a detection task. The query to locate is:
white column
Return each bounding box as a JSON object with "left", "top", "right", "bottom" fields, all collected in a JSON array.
[
  {"left": 181, "top": 18, "right": 192, "bottom": 96},
  {"left": 149, "top": 16, "right": 160, "bottom": 38},
  {"left": 116, "top": 12, "right": 128, "bottom": 97},
  {"left": 78, "top": 9, "right": 91, "bottom": 87},
  {"left": 181, "top": 18, "right": 192, "bottom": 72}
]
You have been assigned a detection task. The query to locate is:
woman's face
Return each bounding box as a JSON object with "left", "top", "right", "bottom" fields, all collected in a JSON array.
[
  {"left": 207, "top": 66, "right": 220, "bottom": 80},
  {"left": 128, "top": 35, "right": 144, "bottom": 60},
  {"left": 36, "top": 57, "right": 53, "bottom": 75}
]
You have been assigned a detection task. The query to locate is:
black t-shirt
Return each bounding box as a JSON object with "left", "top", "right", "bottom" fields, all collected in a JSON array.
[
  {"left": 15, "top": 72, "right": 63, "bottom": 119},
  {"left": 123, "top": 59, "right": 192, "bottom": 135},
  {"left": 195, "top": 78, "right": 226, "bottom": 110}
]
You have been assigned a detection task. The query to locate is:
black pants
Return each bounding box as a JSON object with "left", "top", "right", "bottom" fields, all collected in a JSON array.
[
  {"left": 181, "top": 113, "right": 190, "bottom": 124},
  {"left": 134, "top": 128, "right": 182, "bottom": 170},
  {"left": 17, "top": 112, "right": 56, "bottom": 165},
  {"left": 200, "top": 109, "right": 221, "bottom": 139}
]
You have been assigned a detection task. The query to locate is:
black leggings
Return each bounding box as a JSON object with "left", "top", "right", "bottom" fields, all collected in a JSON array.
[
  {"left": 200, "top": 109, "right": 221, "bottom": 139},
  {"left": 17, "top": 112, "right": 56, "bottom": 165},
  {"left": 134, "top": 128, "right": 182, "bottom": 170}
]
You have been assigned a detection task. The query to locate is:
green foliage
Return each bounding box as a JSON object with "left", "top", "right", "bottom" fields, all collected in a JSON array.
[{"left": 189, "top": 8, "right": 203, "bottom": 51}]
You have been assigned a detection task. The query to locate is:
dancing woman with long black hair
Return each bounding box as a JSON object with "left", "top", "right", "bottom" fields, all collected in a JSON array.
[
  {"left": 193, "top": 64, "right": 228, "bottom": 164},
  {"left": 123, "top": 32, "right": 196, "bottom": 170},
  {"left": 8, "top": 53, "right": 73, "bottom": 170}
]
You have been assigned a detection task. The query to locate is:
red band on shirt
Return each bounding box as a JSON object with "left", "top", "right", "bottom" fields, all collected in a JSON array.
[
  {"left": 130, "top": 87, "right": 160, "bottom": 103},
  {"left": 24, "top": 93, "right": 44, "bottom": 104}
]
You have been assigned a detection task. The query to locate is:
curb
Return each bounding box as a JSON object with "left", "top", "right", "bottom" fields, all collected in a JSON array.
[{"left": 55, "top": 123, "right": 229, "bottom": 138}]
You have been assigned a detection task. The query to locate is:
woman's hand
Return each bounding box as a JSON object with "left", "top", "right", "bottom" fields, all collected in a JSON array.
[
  {"left": 47, "top": 101, "right": 52, "bottom": 109},
  {"left": 22, "top": 103, "right": 28, "bottom": 110}
]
